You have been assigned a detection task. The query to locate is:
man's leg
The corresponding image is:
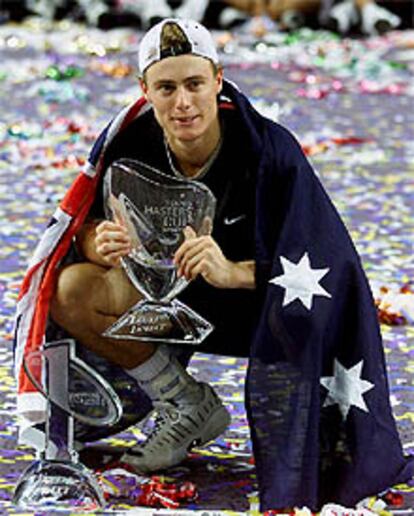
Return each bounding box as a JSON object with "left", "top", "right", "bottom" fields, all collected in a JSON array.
[
  {"left": 51, "top": 262, "right": 154, "bottom": 368},
  {"left": 51, "top": 263, "right": 230, "bottom": 472},
  {"left": 223, "top": 0, "right": 266, "bottom": 17},
  {"left": 267, "top": 0, "right": 321, "bottom": 20}
]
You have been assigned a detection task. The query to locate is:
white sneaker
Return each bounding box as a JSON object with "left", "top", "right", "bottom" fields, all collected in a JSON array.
[
  {"left": 360, "top": 3, "right": 401, "bottom": 35},
  {"left": 218, "top": 7, "right": 248, "bottom": 29},
  {"left": 122, "top": 383, "right": 230, "bottom": 473},
  {"left": 174, "top": 0, "right": 209, "bottom": 23},
  {"left": 132, "top": 0, "right": 173, "bottom": 28},
  {"left": 76, "top": 0, "right": 107, "bottom": 26},
  {"left": 327, "top": 0, "right": 358, "bottom": 34},
  {"left": 26, "top": 0, "right": 58, "bottom": 20}
]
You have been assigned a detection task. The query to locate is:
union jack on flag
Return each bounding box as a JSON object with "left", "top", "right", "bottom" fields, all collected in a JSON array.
[{"left": 13, "top": 97, "right": 150, "bottom": 447}]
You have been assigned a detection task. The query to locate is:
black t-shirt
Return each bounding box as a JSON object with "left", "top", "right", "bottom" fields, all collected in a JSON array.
[{"left": 90, "top": 107, "right": 258, "bottom": 357}]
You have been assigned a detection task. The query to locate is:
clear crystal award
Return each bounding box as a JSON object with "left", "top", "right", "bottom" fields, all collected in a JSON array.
[
  {"left": 13, "top": 339, "right": 122, "bottom": 511},
  {"left": 102, "top": 159, "right": 216, "bottom": 345}
]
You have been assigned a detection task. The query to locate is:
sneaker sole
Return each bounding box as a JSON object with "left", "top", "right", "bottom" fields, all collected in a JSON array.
[{"left": 122, "top": 405, "right": 231, "bottom": 473}]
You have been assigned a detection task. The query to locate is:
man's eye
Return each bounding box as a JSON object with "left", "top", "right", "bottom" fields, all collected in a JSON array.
[
  {"left": 189, "top": 80, "right": 203, "bottom": 90},
  {"left": 159, "top": 85, "right": 174, "bottom": 93}
]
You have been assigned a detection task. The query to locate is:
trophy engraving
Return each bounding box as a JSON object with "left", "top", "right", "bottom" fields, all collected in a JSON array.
[{"left": 102, "top": 159, "right": 216, "bottom": 345}]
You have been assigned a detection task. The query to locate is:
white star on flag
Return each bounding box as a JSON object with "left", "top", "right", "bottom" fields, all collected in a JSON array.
[
  {"left": 269, "top": 252, "right": 331, "bottom": 310},
  {"left": 320, "top": 359, "right": 375, "bottom": 420}
]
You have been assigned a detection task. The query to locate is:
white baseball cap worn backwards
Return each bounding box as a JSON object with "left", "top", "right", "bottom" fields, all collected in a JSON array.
[{"left": 138, "top": 18, "right": 219, "bottom": 75}]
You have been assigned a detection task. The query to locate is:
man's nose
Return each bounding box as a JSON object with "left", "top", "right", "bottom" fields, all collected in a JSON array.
[{"left": 175, "top": 87, "right": 191, "bottom": 109}]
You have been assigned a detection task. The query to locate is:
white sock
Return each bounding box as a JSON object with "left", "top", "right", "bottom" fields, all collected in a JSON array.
[
  {"left": 126, "top": 345, "right": 170, "bottom": 382},
  {"left": 125, "top": 345, "right": 202, "bottom": 404}
]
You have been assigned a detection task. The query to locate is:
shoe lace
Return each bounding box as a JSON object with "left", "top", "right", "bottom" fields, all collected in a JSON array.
[{"left": 142, "top": 400, "right": 181, "bottom": 446}]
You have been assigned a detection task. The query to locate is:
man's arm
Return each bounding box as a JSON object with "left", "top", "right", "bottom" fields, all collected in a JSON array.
[
  {"left": 226, "top": 260, "right": 256, "bottom": 290},
  {"left": 173, "top": 227, "right": 256, "bottom": 289}
]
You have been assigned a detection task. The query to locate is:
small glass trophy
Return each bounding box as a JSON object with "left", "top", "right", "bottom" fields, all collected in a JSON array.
[
  {"left": 13, "top": 339, "right": 122, "bottom": 511},
  {"left": 102, "top": 159, "right": 216, "bottom": 345}
]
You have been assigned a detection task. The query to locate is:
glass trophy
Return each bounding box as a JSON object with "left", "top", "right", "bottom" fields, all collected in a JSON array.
[
  {"left": 13, "top": 339, "right": 123, "bottom": 511},
  {"left": 102, "top": 158, "right": 216, "bottom": 345}
]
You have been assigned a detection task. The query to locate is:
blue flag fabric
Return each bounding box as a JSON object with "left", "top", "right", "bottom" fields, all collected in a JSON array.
[{"left": 227, "top": 83, "right": 414, "bottom": 510}]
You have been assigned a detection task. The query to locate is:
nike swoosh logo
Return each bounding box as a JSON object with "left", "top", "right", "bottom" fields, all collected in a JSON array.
[{"left": 224, "top": 214, "right": 246, "bottom": 225}]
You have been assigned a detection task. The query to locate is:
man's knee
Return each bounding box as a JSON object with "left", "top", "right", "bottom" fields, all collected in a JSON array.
[{"left": 50, "top": 263, "right": 104, "bottom": 325}]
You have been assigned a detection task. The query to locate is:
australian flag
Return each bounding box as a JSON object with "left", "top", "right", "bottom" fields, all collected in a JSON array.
[{"left": 228, "top": 81, "right": 414, "bottom": 510}]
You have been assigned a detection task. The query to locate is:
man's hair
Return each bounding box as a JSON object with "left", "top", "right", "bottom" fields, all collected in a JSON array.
[{"left": 159, "top": 22, "right": 192, "bottom": 58}]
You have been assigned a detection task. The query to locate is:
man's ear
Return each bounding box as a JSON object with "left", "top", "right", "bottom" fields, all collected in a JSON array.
[
  {"left": 139, "top": 78, "right": 149, "bottom": 99},
  {"left": 216, "top": 67, "right": 224, "bottom": 94}
]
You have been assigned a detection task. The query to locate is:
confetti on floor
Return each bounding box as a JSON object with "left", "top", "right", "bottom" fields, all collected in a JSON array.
[{"left": 0, "top": 19, "right": 413, "bottom": 514}]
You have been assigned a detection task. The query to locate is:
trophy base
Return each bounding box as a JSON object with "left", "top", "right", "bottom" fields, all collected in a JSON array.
[
  {"left": 13, "top": 459, "right": 105, "bottom": 512},
  {"left": 103, "top": 299, "right": 214, "bottom": 345}
]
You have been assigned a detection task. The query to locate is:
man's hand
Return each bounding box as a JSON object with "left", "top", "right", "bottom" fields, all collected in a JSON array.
[
  {"left": 95, "top": 220, "right": 132, "bottom": 267},
  {"left": 173, "top": 226, "right": 255, "bottom": 289}
]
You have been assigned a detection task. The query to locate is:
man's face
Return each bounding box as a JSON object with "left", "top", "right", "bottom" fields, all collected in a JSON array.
[{"left": 141, "top": 55, "right": 223, "bottom": 145}]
